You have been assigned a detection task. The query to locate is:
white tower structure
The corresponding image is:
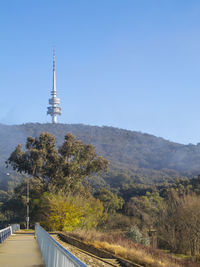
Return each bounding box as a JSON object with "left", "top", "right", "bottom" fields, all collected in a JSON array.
[{"left": 47, "top": 49, "right": 61, "bottom": 123}]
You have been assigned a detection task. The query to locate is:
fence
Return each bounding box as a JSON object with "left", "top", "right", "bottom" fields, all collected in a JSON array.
[
  {"left": 11, "top": 224, "right": 20, "bottom": 234},
  {"left": 0, "top": 226, "right": 11, "bottom": 243},
  {"left": 0, "top": 224, "right": 20, "bottom": 243},
  {"left": 35, "top": 223, "right": 88, "bottom": 267}
]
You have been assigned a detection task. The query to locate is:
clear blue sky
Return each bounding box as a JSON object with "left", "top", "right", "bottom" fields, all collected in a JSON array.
[{"left": 0, "top": 0, "right": 200, "bottom": 144}]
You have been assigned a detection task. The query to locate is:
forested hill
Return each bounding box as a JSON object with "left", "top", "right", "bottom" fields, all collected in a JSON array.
[{"left": 1, "top": 123, "right": 200, "bottom": 183}]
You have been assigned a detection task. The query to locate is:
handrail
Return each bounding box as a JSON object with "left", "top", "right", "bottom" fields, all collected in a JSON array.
[
  {"left": 0, "top": 226, "right": 11, "bottom": 243},
  {"left": 11, "top": 224, "right": 20, "bottom": 234},
  {"left": 0, "top": 224, "right": 20, "bottom": 243},
  {"left": 35, "top": 223, "right": 88, "bottom": 267}
]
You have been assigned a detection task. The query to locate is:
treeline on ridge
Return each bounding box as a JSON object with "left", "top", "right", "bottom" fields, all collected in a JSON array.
[{"left": 0, "top": 123, "right": 200, "bottom": 187}]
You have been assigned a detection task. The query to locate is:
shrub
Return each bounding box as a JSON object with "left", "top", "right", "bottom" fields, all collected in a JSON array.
[{"left": 126, "top": 225, "right": 150, "bottom": 246}]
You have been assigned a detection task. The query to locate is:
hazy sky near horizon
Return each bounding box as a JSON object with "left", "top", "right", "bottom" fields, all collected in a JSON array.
[{"left": 1, "top": 0, "right": 200, "bottom": 144}]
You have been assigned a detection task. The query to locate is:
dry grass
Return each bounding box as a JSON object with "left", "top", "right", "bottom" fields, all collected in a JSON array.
[{"left": 66, "top": 229, "right": 200, "bottom": 267}]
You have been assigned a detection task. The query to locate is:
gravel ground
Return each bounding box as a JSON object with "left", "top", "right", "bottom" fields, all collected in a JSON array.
[{"left": 51, "top": 234, "right": 118, "bottom": 267}]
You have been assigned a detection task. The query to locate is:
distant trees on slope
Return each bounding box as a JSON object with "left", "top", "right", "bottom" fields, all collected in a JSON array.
[{"left": 1, "top": 123, "right": 200, "bottom": 184}]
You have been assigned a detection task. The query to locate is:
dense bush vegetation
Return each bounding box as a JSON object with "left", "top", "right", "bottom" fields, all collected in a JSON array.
[{"left": 1, "top": 127, "right": 200, "bottom": 265}]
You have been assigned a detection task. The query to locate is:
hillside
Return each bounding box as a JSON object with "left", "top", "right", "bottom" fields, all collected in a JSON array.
[{"left": 0, "top": 123, "right": 200, "bottom": 186}]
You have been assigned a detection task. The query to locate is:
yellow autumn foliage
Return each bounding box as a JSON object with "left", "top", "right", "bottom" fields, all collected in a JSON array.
[{"left": 40, "top": 191, "right": 104, "bottom": 231}]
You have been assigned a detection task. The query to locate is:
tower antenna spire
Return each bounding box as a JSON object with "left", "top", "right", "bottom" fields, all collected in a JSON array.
[
  {"left": 47, "top": 49, "right": 62, "bottom": 123},
  {"left": 53, "top": 47, "right": 55, "bottom": 71}
]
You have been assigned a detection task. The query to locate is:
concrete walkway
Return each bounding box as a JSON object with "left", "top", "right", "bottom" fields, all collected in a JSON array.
[{"left": 0, "top": 233, "right": 44, "bottom": 267}]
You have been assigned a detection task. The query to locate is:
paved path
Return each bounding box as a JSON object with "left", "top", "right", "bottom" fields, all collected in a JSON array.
[{"left": 0, "top": 233, "right": 44, "bottom": 267}]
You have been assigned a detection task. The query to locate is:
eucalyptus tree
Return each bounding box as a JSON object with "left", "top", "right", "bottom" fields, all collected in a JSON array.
[{"left": 6, "top": 132, "right": 109, "bottom": 192}]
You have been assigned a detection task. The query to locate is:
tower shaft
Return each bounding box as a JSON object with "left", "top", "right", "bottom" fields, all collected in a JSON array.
[
  {"left": 52, "top": 114, "right": 57, "bottom": 124},
  {"left": 47, "top": 49, "right": 61, "bottom": 123}
]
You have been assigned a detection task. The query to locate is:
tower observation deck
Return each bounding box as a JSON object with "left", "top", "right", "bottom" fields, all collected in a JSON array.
[{"left": 47, "top": 50, "right": 61, "bottom": 123}]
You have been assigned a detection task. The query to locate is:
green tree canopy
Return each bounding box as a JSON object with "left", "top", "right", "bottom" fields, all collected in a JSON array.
[
  {"left": 6, "top": 132, "right": 109, "bottom": 192},
  {"left": 94, "top": 188, "right": 124, "bottom": 214}
]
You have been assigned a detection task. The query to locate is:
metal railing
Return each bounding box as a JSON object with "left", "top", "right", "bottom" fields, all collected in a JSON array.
[
  {"left": 11, "top": 224, "right": 20, "bottom": 234},
  {"left": 35, "top": 223, "right": 88, "bottom": 267},
  {"left": 0, "top": 224, "right": 20, "bottom": 243},
  {"left": 0, "top": 226, "right": 11, "bottom": 243}
]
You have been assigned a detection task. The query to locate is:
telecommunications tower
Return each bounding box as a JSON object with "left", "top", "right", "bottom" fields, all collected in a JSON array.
[{"left": 47, "top": 49, "right": 61, "bottom": 123}]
